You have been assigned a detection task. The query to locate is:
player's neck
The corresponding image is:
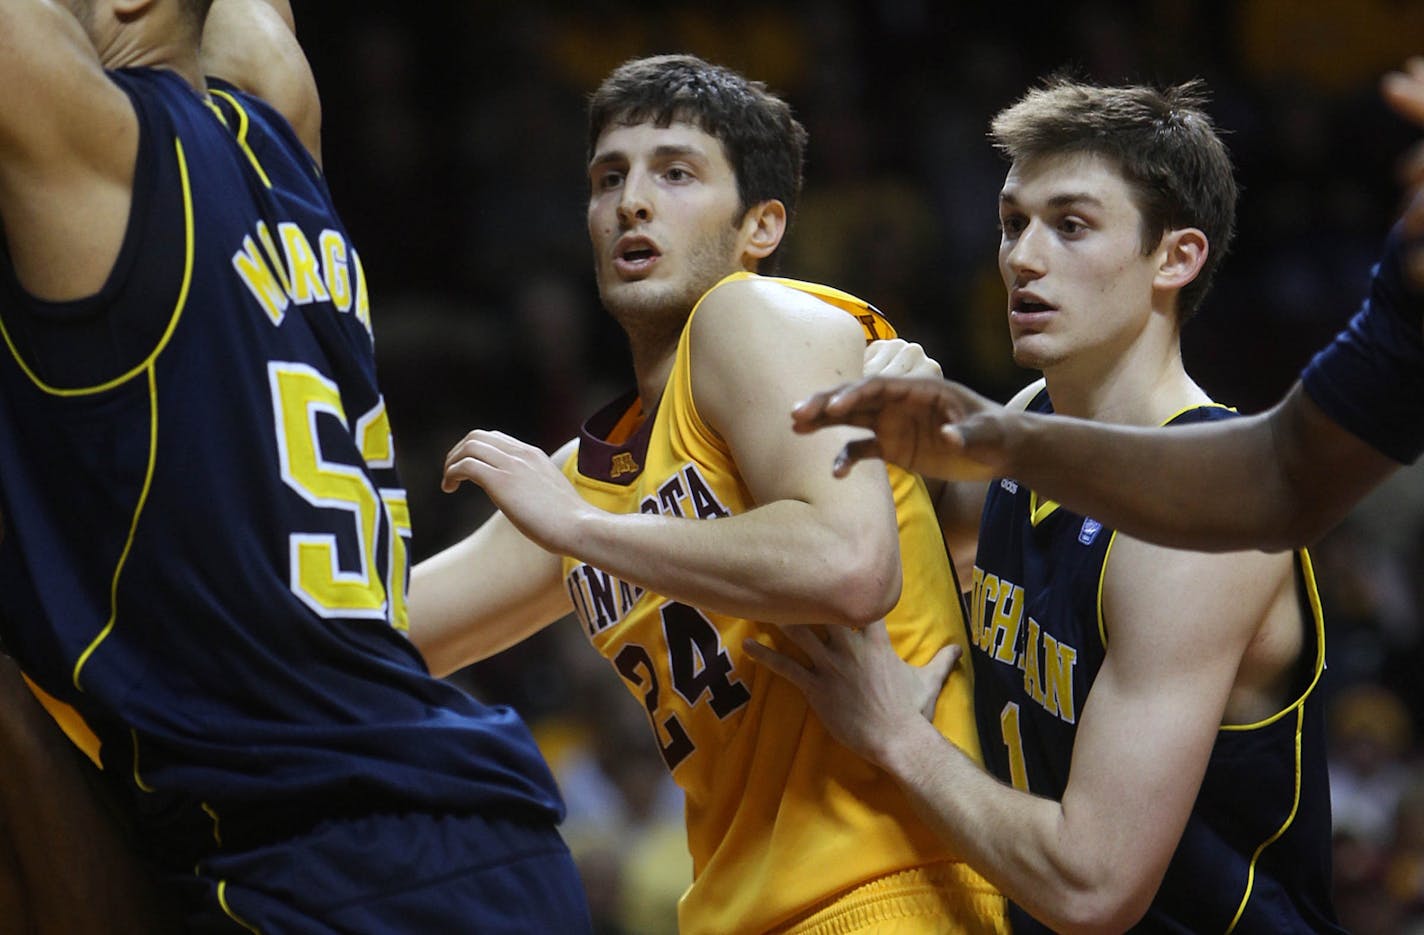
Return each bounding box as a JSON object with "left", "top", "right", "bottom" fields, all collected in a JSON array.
[
  {"left": 1045, "top": 344, "right": 1207, "bottom": 427},
  {"left": 102, "top": 31, "right": 206, "bottom": 93},
  {"left": 628, "top": 343, "right": 676, "bottom": 416}
]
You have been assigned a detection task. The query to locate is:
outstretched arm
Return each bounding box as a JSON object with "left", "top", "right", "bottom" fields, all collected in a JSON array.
[{"left": 792, "top": 373, "right": 1397, "bottom": 553}]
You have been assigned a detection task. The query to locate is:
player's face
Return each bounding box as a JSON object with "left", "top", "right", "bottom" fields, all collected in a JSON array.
[
  {"left": 587, "top": 121, "right": 748, "bottom": 328},
  {"left": 997, "top": 151, "right": 1164, "bottom": 374}
]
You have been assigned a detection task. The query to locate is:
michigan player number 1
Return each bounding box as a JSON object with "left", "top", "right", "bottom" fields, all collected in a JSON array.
[{"left": 1000, "top": 702, "right": 1030, "bottom": 791}]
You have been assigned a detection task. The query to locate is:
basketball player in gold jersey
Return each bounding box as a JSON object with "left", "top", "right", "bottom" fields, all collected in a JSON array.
[{"left": 415, "top": 55, "right": 1006, "bottom": 933}]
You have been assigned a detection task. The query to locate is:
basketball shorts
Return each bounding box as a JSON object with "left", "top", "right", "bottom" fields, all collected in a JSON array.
[{"left": 173, "top": 809, "right": 592, "bottom": 933}]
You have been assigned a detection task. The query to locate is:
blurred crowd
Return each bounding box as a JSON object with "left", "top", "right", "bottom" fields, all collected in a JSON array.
[{"left": 294, "top": 2, "right": 1424, "bottom": 931}]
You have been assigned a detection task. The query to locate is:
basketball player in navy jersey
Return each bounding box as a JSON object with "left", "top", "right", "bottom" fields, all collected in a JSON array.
[
  {"left": 789, "top": 58, "right": 1424, "bottom": 554},
  {"left": 0, "top": 1, "right": 590, "bottom": 931},
  {"left": 751, "top": 77, "right": 1347, "bottom": 931}
]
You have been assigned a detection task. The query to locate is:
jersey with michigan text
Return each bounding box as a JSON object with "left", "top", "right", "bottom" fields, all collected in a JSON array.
[
  {"left": 562, "top": 272, "right": 995, "bottom": 935},
  {"left": 0, "top": 68, "right": 562, "bottom": 865},
  {"left": 969, "top": 389, "right": 1343, "bottom": 933}
]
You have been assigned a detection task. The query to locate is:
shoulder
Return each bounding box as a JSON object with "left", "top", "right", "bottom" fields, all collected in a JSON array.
[{"left": 691, "top": 276, "right": 865, "bottom": 354}]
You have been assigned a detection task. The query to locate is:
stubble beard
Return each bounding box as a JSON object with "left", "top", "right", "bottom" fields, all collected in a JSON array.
[{"left": 599, "top": 221, "right": 743, "bottom": 351}]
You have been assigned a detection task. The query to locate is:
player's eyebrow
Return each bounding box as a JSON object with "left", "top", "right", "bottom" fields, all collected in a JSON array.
[
  {"left": 999, "top": 190, "right": 1106, "bottom": 209},
  {"left": 590, "top": 143, "right": 707, "bottom": 172}
]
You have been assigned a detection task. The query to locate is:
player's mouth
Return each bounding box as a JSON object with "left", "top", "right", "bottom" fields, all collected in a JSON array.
[
  {"left": 1009, "top": 289, "right": 1057, "bottom": 329},
  {"left": 613, "top": 236, "right": 662, "bottom": 279}
]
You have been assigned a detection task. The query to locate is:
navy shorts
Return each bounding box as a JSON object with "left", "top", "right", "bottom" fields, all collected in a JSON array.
[{"left": 173, "top": 810, "right": 591, "bottom": 933}]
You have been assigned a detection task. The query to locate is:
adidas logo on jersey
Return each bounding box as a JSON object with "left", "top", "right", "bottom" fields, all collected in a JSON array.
[
  {"left": 1000, "top": 478, "right": 1019, "bottom": 494},
  {"left": 1078, "top": 518, "right": 1102, "bottom": 545}
]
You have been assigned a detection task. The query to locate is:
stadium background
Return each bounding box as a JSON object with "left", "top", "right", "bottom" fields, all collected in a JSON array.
[{"left": 293, "top": 3, "right": 1424, "bottom": 931}]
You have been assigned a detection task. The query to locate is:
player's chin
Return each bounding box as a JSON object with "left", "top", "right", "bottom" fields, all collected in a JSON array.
[{"left": 1009, "top": 340, "right": 1053, "bottom": 370}]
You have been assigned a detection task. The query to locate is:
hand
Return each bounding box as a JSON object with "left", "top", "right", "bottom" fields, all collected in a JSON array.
[
  {"left": 863, "top": 339, "right": 943, "bottom": 380},
  {"left": 1382, "top": 56, "right": 1424, "bottom": 285},
  {"left": 791, "top": 376, "right": 1007, "bottom": 482},
  {"left": 441, "top": 429, "right": 593, "bottom": 553},
  {"left": 742, "top": 621, "right": 960, "bottom": 763}
]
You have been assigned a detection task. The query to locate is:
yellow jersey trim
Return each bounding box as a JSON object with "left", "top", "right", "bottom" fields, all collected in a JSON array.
[
  {"left": 22, "top": 673, "right": 103, "bottom": 766},
  {"left": 0, "top": 138, "right": 196, "bottom": 396},
  {"left": 217, "top": 880, "right": 264, "bottom": 934},
  {"left": 72, "top": 366, "right": 160, "bottom": 691},
  {"left": 209, "top": 89, "right": 274, "bottom": 189},
  {"left": 1226, "top": 704, "right": 1306, "bottom": 933}
]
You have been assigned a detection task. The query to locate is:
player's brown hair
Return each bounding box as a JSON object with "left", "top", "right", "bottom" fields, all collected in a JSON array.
[
  {"left": 588, "top": 54, "right": 808, "bottom": 272},
  {"left": 990, "top": 77, "right": 1238, "bottom": 320}
]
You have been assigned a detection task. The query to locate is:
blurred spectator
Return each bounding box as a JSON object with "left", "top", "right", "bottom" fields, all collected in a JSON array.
[{"left": 1329, "top": 684, "right": 1415, "bottom": 847}]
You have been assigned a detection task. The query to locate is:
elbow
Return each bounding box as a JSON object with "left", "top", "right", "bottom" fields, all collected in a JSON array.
[
  {"left": 824, "top": 551, "right": 902, "bottom": 627},
  {"left": 1026, "top": 844, "right": 1156, "bottom": 935},
  {"left": 1053, "top": 900, "right": 1150, "bottom": 935},
  {"left": 1043, "top": 876, "right": 1153, "bottom": 935}
]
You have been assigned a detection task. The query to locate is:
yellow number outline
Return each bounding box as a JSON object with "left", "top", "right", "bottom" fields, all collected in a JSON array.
[{"left": 269, "top": 362, "right": 410, "bottom": 628}]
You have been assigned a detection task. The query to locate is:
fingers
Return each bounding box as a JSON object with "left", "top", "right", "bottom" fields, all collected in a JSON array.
[
  {"left": 742, "top": 638, "right": 815, "bottom": 692},
  {"left": 832, "top": 436, "right": 884, "bottom": 477},
  {"left": 863, "top": 340, "right": 942, "bottom": 380},
  {"left": 791, "top": 382, "right": 863, "bottom": 432},
  {"left": 775, "top": 624, "right": 837, "bottom": 670},
  {"left": 440, "top": 430, "right": 528, "bottom": 493},
  {"left": 922, "top": 643, "right": 962, "bottom": 685},
  {"left": 862, "top": 340, "right": 904, "bottom": 377}
]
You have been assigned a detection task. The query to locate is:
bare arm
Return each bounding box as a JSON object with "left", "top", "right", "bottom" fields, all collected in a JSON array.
[
  {"left": 986, "top": 383, "right": 1398, "bottom": 551},
  {"left": 201, "top": 0, "right": 321, "bottom": 161},
  {"left": 748, "top": 536, "right": 1291, "bottom": 933},
  {"left": 409, "top": 442, "right": 577, "bottom": 677},
  {"left": 442, "top": 280, "right": 902, "bottom": 628},
  {"left": 0, "top": 0, "right": 136, "bottom": 300},
  {"left": 792, "top": 374, "right": 1399, "bottom": 552}
]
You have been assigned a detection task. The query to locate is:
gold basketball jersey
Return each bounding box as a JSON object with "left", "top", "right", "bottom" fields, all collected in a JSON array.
[{"left": 562, "top": 272, "right": 991, "bottom": 934}]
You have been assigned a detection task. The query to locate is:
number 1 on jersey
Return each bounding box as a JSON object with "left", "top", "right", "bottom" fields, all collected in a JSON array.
[{"left": 1001, "top": 701, "right": 1029, "bottom": 791}]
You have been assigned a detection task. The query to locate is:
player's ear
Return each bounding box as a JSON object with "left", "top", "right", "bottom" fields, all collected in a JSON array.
[
  {"left": 740, "top": 200, "right": 787, "bottom": 265},
  {"left": 1154, "top": 227, "right": 1208, "bottom": 292}
]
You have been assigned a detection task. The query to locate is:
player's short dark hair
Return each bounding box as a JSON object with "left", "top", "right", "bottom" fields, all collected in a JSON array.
[
  {"left": 990, "top": 77, "right": 1238, "bottom": 321},
  {"left": 588, "top": 54, "right": 808, "bottom": 271}
]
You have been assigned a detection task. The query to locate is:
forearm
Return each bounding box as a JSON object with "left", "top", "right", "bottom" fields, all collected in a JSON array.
[
  {"left": 409, "top": 517, "right": 570, "bottom": 677},
  {"left": 876, "top": 718, "right": 1145, "bottom": 934},
  {"left": 993, "top": 407, "right": 1300, "bottom": 552},
  {"left": 565, "top": 499, "right": 900, "bottom": 628}
]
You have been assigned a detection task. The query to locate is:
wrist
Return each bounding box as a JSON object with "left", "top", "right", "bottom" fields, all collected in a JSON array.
[{"left": 871, "top": 709, "right": 945, "bottom": 778}]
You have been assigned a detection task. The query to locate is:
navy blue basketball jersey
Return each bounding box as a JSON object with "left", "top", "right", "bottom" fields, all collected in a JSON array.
[
  {"left": 969, "top": 391, "right": 1343, "bottom": 933},
  {"left": 1302, "top": 223, "right": 1424, "bottom": 464},
  {"left": 0, "top": 68, "right": 562, "bottom": 864}
]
